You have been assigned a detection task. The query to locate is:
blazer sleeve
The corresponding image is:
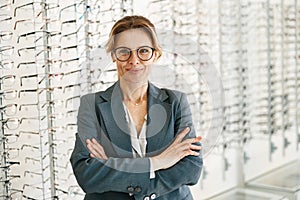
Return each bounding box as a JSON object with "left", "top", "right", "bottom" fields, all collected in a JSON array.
[
  {"left": 146, "top": 92, "right": 203, "bottom": 198},
  {"left": 70, "top": 94, "right": 151, "bottom": 196}
]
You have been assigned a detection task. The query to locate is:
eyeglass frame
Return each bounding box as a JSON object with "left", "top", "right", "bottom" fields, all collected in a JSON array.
[{"left": 112, "top": 46, "right": 156, "bottom": 62}]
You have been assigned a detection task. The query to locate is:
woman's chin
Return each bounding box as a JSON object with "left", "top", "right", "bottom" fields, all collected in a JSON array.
[{"left": 121, "top": 75, "right": 148, "bottom": 84}]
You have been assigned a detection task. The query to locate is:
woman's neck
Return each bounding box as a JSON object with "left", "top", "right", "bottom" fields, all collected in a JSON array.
[{"left": 120, "top": 79, "right": 148, "bottom": 105}]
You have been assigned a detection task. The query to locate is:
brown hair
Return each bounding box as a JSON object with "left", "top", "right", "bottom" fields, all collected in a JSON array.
[{"left": 105, "top": 15, "right": 162, "bottom": 59}]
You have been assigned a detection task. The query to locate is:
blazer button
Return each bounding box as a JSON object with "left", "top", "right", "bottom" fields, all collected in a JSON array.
[
  {"left": 150, "top": 193, "right": 156, "bottom": 199},
  {"left": 143, "top": 196, "right": 150, "bottom": 200},
  {"left": 127, "top": 186, "right": 134, "bottom": 193},
  {"left": 135, "top": 186, "right": 142, "bottom": 193}
]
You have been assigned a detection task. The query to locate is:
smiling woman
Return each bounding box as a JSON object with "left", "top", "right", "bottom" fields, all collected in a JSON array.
[
  {"left": 70, "top": 15, "right": 203, "bottom": 200},
  {"left": 112, "top": 28, "right": 156, "bottom": 86}
]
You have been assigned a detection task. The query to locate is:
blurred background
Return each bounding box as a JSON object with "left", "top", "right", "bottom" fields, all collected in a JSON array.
[{"left": 0, "top": 0, "right": 299, "bottom": 199}]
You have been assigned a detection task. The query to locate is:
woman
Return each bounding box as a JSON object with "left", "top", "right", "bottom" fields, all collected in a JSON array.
[{"left": 70, "top": 15, "right": 203, "bottom": 200}]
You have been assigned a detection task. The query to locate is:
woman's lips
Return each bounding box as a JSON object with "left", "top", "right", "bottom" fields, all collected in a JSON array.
[{"left": 127, "top": 67, "right": 143, "bottom": 73}]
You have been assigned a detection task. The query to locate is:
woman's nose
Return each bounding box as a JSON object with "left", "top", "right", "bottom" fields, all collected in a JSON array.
[{"left": 128, "top": 51, "right": 140, "bottom": 65}]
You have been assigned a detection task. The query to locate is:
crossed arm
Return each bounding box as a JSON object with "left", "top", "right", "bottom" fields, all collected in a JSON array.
[
  {"left": 86, "top": 127, "right": 201, "bottom": 171},
  {"left": 70, "top": 93, "right": 203, "bottom": 198}
]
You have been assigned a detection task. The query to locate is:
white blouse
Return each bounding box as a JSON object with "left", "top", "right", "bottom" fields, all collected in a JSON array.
[{"left": 123, "top": 103, "right": 155, "bottom": 179}]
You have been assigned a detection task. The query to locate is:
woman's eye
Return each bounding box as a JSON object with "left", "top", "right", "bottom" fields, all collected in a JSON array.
[
  {"left": 118, "top": 49, "right": 130, "bottom": 55},
  {"left": 117, "top": 49, "right": 130, "bottom": 55},
  {"left": 139, "top": 48, "right": 149, "bottom": 54}
]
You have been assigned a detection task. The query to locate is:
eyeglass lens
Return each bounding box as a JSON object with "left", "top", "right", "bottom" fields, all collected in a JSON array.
[{"left": 114, "top": 46, "right": 154, "bottom": 61}]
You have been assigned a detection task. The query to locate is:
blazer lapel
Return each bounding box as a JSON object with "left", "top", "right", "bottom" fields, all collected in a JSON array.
[
  {"left": 96, "top": 81, "right": 173, "bottom": 158},
  {"left": 146, "top": 83, "right": 172, "bottom": 155},
  {"left": 96, "top": 82, "right": 132, "bottom": 158}
]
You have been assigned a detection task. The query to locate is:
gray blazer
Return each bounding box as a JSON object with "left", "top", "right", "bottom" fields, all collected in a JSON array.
[{"left": 70, "top": 81, "right": 203, "bottom": 200}]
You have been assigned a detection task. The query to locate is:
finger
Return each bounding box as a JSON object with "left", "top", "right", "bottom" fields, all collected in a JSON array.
[
  {"left": 87, "top": 143, "right": 97, "bottom": 156},
  {"left": 179, "top": 148, "right": 199, "bottom": 160},
  {"left": 177, "top": 141, "right": 201, "bottom": 153},
  {"left": 87, "top": 143, "right": 102, "bottom": 158},
  {"left": 184, "top": 149, "right": 200, "bottom": 157},
  {"left": 177, "top": 142, "right": 195, "bottom": 153},
  {"left": 195, "top": 136, "right": 202, "bottom": 142},
  {"left": 86, "top": 139, "right": 92, "bottom": 145},
  {"left": 181, "top": 136, "right": 202, "bottom": 146},
  {"left": 180, "top": 138, "right": 197, "bottom": 146},
  {"left": 190, "top": 144, "right": 201, "bottom": 150},
  {"left": 175, "top": 127, "right": 190, "bottom": 143},
  {"left": 189, "top": 149, "right": 200, "bottom": 156},
  {"left": 91, "top": 138, "right": 108, "bottom": 160},
  {"left": 92, "top": 138, "right": 106, "bottom": 153}
]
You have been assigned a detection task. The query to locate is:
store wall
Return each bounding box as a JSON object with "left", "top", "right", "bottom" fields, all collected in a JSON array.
[{"left": 0, "top": 0, "right": 299, "bottom": 199}]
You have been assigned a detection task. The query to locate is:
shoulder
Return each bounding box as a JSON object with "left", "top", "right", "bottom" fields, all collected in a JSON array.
[
  {"left": 80, "top": 93, "right": 95, "bottom": 101},
  {"left": 159, "top": 87, "right": 187, "bottom": 103},
  {"left": 161, "top": 87, "right": 185, "bottom": 98},
  {"left": 81, "top": 82, "right": 118, "bottom": 103},
  {"left": 149, "top": 82, "right": 187, "bottom": 104}
]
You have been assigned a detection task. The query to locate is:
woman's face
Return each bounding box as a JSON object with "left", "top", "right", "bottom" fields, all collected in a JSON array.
[{"left": 113, "top": 28, "right": 158, "bottom": 84}]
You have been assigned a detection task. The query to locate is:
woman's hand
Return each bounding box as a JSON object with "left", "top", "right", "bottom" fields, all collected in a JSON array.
[
  {"left": 150, "top": 127, "right": 202, "bottom": 171},
  {"left": 86, "top": 138, "right": 108, "bottom": 160}
]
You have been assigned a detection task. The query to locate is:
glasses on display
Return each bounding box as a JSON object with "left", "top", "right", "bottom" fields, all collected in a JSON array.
[
  {"left": 0, "top": 59, "right": 13, "bottom": 69},
  {"left": 0, "top": 104, "right": 17, "bottom": 116},
  {"left": 0, "top": 90, "right": 17, "bottom": 101},
  {"left": 0, "top": 175, "right": 21, "bottom": 185},
  {"left": 0, "top": 0, "right": 15, "bottom": 11},
  {"left": 0, "top": 75, "right": 16, "bottom": 87},
  {"left": 0, "top": 135, "right": 19, "bottom": 146},
  {"left": 1, "top": 117, "right": 40, "bottom": 130},
  {"left": 0, "top": 189, "right": 23, "bottom": 199},
  {"left": 0, "top": 14, "right": 12, "bottom": 25},
  {"left": 0, "top": 45, "right": 14, "bottom": 56},
  {"left": 17, "top": 30, "right": 61, "bottom": 44},
  {"left": 13, "top": 18, "right": 46, "bottom": 31},
  {"left": 0, "top": 162, "right": 20, "bottom": 174},
  {"left": 1, "top": 148, "right": 20, "bottom": 160},
  {"left": 18, "top": 87, "right": 64, "bottom": 98},
  {"left": 112, "top": 46, "right": 156, "bottom": 62},
  {"left": 0, "top": 31, "right": 12, "bottom": 41},
  {"left": 38, "top": 69, "right": 83, "bottom": 85},
  {"left": 14, "top": 2, "right": 59, "bottom": 18}
]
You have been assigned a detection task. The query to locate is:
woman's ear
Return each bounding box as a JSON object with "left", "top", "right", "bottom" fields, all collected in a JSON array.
[{"left": 153, "top": 51, "right": 160, "bottom": 63}]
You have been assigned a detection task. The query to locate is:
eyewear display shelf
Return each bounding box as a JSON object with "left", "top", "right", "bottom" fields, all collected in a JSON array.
[{"left": 246, "top": 160, "right": 300, "bottom": 200}]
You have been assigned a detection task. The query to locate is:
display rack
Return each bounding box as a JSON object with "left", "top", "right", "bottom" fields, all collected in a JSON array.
[{"left": 0, "top": 0, "right": 299, "bottom": 199}]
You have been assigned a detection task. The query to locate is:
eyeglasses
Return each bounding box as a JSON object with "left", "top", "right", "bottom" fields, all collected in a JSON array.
[
  {"left": 0, "top": 31, "right": 12, "bottom": 41},
  {"left": 14, "top": 2, "right": 59, "bottom": 18},
  {"left": 0, "top": 189, "right": 23, "bottom": 199},
  {"left": 0, "top": 104, "right": 17, "bottom": 116},
  {"left": 2, "top": 148, "right": 20, "bottom": 159},
  {"left": 0, "top": 90, "right": 17, "bottom": 100},
  {"left": 0, "top": 1, "right": 15, "bottom": 11},
  {"left": 0, "top": 162, "right": 20, "bottom": 175},
  {"left": 14, "top": 18, "right": 45, "bottom": 30},
  {"left": 0, "top": 174, "right": 20, "bottom": 185},
  {"left": 112, "top": 46, "right": 155, "bottom": 62},
  {"left": 1, "top": 117, "right": 40, "bottom": 130},
  {"left": 0, "top": 75, "right": 16, "bottom": 87},
  {"left": 0, "top": 14, "right": 12, "bottom": 24},
  {"left": 17, "top": 30, "right": 61, "bottom": 44},
  {"left": 0, "top": 45, "right": 14, "bottom": 56},
  {"left": 0, "top": 59, "right": 13, "bottom": 69}
]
